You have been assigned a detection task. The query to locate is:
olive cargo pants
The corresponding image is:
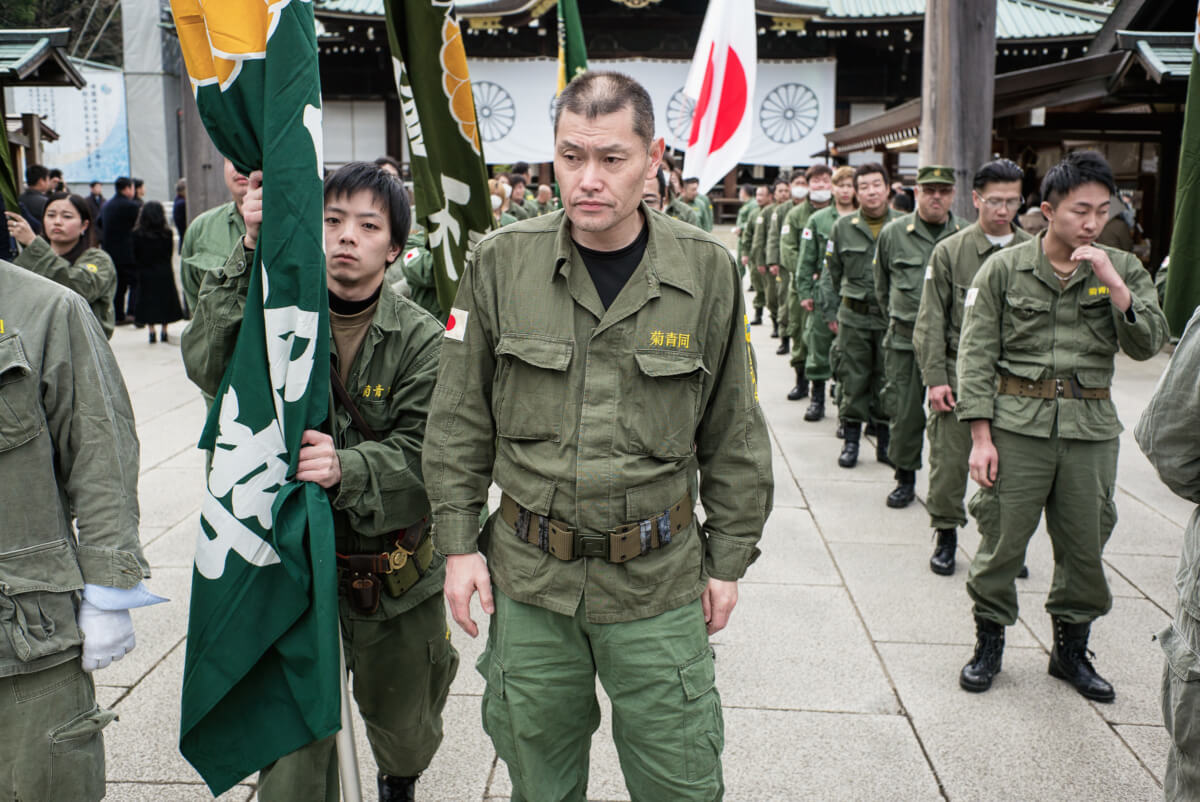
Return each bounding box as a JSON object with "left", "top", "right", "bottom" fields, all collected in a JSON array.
[
  {"left": 0, "top": 658, "right": 115, "bottom": 802},
  {"left": 925, "top": 405, "right": 971, "bottom": 530},
  {"left": 883, "top": 343, "right": 925, "bottom": 471},
  {"left": 788, "top": 303, "right": 810, "bottom": 368},
  {"left": 804, "top": 314, "right": 835, "bottom": 381},
  {"left": 257, "top": 593, "right": 459, "bottom": 802},
  {"left": 750, "top": 268, "right": 767, "bottom": 312},
  {"left": 480, "top": 589, "right": 724, "bottom": 802},
  {"left": 834, "top": 322, "right": 887, "bottom": 425},
  {"left": 1160, "top": 610, "right": 1200, "bottom": 801},
  {"left": 966, "top": 427, "right": 1118, "bottom": 627},
  {"left": 766, "top": 269, "right": 791, "bottom": 331}
]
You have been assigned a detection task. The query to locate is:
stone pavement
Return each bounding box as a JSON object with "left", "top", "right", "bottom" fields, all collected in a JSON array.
[{"left": 99, "top": 231, "right": 1184, "bottom": 800}]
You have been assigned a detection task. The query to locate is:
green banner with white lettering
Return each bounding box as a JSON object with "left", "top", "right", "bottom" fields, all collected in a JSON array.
[
  {"left": 171, "top": 0, "right": 339, "bottom": 794},
  {"left": 1164, "top": 14, "right": 1200, "bottom": 335}
]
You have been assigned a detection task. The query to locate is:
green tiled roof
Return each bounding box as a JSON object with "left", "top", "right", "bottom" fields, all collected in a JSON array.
[
  {"left": 1116, "top": 31, "right": 1194, "bottom": 82},
  {"left": 0, "top": 29, "right": 84, "bottom": 87}
]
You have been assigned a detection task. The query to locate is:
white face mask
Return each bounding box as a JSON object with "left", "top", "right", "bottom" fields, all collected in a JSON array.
[
  {"left": 501, "top": 183, "right": 511, "bottom": 198},
  {"left": 791, "top": 185, "right": 809, "bottom": 200},
  {"left": 809, "top": 189, "right": 832, "bottom": 204},
  {"left": 491, "top": 194, "right": 502, "bottom": 211}
]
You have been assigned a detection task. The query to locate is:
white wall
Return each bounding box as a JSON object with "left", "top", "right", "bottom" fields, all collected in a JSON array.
[{"left": 323, "top": 100, "right": 387, "bottom": 169}]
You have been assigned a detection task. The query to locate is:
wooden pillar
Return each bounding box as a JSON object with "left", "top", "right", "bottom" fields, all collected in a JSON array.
[
  {"left": 919, "top": 0, "right": 996, "bottom": 219},
  {"left": 179, "top": 73, "right": 231, "bottom": 224}
]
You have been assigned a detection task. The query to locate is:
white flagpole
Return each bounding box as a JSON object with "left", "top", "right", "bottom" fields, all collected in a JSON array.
[{"left": 336, "top": 629, "right": 363, "bottom": 802}]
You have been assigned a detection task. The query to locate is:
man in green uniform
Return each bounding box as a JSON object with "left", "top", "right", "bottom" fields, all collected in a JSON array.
[
  {"left": 535, "top": 184, "right": 559, "bottom": 216},
  {"left": 732, "top": 184, "right": 755, "bottom": 276},
  {"left": 795, "top": 166, "right": 856, "bottom": 420},
  {"left": 874, "top": 165, "right": 963, "bottom": 508},
  {"left": 386, "top": 226, "right": 441, "bottom": 320},
  {"left": 180, "top": 158, "right": 249, "bottom": 312},
  {"left": 665, "top": 188, "right": 701, "bottom": 227},
  {"left": 423, "top": 71, "right": 772, "bottom": 802},
  {"left": 766, "top": 171, "right": 809, "bottom": 350},
  {"left": 681, "top": 177, "right": 714, "bottom": 232},
  {"left": 740, "top": 184, "right": 770, "bottom": 324},
  {"left": 182, "top": 163, "right": 458, "bottom": 802},
  {"left": 1135, "top": 307, "right": 1200, "bottom": 802},
  {"left": 780, "top": 165, "right": 833, "bottom": 393},
  {"left": 507, "top": 174, "right": 536, "bottom": 220},
  {"left": 820, "top": 163, "right": 901, "bottom": 468},
  {"left": 0, "top": 261, "right": 154, "bottom": 802},
  {"left": 914, "top": 159, "right": 1028, "bottom": 574},
  {"left": 755, "top": 177, "right": 792, "bottom": 338},
  {"left": 955, "top": 151, "right": 1166, "bottom": 700}
]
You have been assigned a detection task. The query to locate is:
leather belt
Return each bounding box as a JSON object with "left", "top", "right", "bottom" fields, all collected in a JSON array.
[
  {"left": 499, "top": 492, "right": 692, "bottom": 563},
  {"left": 842, "top": 296, "right": 881, "bottom": 316},
  {"left": 336, "top": 519, "right": 433, "bottom": 613},
  {"left": 891, "top": 319, "right": 915, "bottom": 339},
  {"left": 997, "top": 375, "right": 1110, "bottom": 400}
]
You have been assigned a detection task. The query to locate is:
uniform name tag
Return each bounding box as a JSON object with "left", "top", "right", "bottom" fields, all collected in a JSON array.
[
  {"left": 964, "top": 288, "right": 979, "bottom": 308},
  {"left": 803, "top": 228, "right": 813, "bottom": 240},
  {"left": 444, "top": 308, "right": 469, "bottom": 341},
  {"left": 781, "top": 224, "right": 791, "bottom": 235}
]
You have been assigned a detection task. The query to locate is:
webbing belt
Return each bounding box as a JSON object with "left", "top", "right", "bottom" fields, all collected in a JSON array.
[{"left": 997, "top": 374, "right": 1110, "bottom": 400}]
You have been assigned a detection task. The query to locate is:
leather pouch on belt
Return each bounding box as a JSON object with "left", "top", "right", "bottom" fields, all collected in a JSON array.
[{"left": 349, "top": 571, "right": 382, "bottom": 615}]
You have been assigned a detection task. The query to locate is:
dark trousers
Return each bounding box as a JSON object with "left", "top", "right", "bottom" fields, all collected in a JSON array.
[{"left": 113, "top": 263, "right": 138, "bottom": 321}]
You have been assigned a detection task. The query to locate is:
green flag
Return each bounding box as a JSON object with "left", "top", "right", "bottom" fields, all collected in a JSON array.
[
  {"left": 171, "top": 0, "right": 339, "bottom": 794},
  {"left": 557, "top": 0, "right": 588, "bottom": 93},
  {"left": 1164, "top": 13, "right": 1200, "bottom": 336},
  {"left": 385, "top": 2, "right": 493, "bottom": 315},
  {"left": 0, "top": 91, "right": 20, "bottom": 214}
]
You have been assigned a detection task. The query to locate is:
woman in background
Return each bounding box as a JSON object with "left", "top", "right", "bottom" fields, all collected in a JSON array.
[{"left": 132, "top": 201, "right": 184, "bottom": 343}]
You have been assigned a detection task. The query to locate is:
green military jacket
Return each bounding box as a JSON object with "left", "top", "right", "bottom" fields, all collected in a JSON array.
[
  {"left": 764, "top": 201, "right": 792, "bottom": 267},
  {"left": 913, "top": 222, "right": 1031, "bottom": 389},
  {"left": 956, "top": 232, "right": 1167, "bottom": 441},
  {"left": 14, "top": 237, "right": 116, "bottom": 339},
  {"left": 423, "top": 206, "right": 773, "bottom": 624},
  {"left": 734, "top": 199, "right": 755, "bottom": 262},
  {"left": 0, "top": 261, "right": 147, "bottom": 677},
  {"left": 779, "top": 200, "right": 822, "bottom": 278},
  {"left": 821, "top": 208, "right": 902, "bottom": 331},
  {"left": 385, "top": 229, "right": 440, "bottom": 320},
  {"left": 751, "top": 203, "right": 779, "bottom": 267},
  {"left": 181, "top": 245, "right": 447, "bottom": 617},
  {"left": 689, "top": 194, "right": 714, "bottom": 232},
  {"left": 740, "top": 203, "right": 765, "bottom": 265},
  {"left": 508, "top": 198, "right": 534, "bottom": 221},
  {"left": 666, "top": 197, "right": 700, "bottom": 227},
  {"left": 793, "top": 205, "right": 844, "bottom": 322},
  {"left": 1135, "top": 307, "right": 1200, "bottom": 619},
  {"left": 874, "top": 211, "right": 963, "bottom": 337},
  {"left": 536, "top": 199, "right": 559, "bottom": 216},
  {"left": 181, "top": 200, "right": 245, "bottom": 312}
]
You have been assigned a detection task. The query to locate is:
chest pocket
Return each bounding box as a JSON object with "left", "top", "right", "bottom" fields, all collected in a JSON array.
[
  {"left": 494, "top": 333, "right": 573, "bottom": 442},
  {"left": 1079, "top": 297, "right": 1119, "bottom": 356},
  {"left": 626, "top": 350, "right": 709, "bottom": 460},
  {"left": 890, "top": 256, "right": 926, "bottom": 292},
  {"left": 1002, "top": 291, "right": 1052, "bottom": 353},
  {"left": 0, "top": 334, "right": 43, "bottom": 453},
  {"left": 838, "top": 242, "right": 873, "bottom": 294}
]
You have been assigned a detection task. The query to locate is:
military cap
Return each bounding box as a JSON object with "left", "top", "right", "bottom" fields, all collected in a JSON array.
[{"left": 917, "top": 165, "right": 956, "bottom": 185}]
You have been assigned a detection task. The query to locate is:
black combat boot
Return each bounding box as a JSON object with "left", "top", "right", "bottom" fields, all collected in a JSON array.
[
  {"left": 770, "top": 317, "right": 779, "bottom": 338},
  {"left": 838, "top": 422, "right": 861, "bottom": 468},
  {"left": 1018, "top": 565, "right": 1030, "bottom": 579},
  {"left": 751, "top": 307, "right": 763, "bottom": 325},
  {"left": 929, "top": 528, "right": 956, "bottom": 575},
  {"left": 804, "top": 380, "right": 826, "bottom": 421},
  {"left": 886, "top": 469, "right": 916, "bottom": 508},
  {"left": 1048, "top": 618, "right": 1115, "bottom": 702},
  {"left": 875, "top": 425, "right": 894, "bottom": 466},
  {"left": 776, "top": 335, "right": 791, "bottom": 355},
  {"left": 379, "top": 773, "right": 418, "bottom": 802},
  {"left": 960, "top": 618, "right": 1005, "bottom": 692},
  {"left": 787, "top": 366, "right": 808, "bottom": 400}
]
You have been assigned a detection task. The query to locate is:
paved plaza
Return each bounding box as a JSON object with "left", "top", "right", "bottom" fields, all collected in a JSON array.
[{"left": 98, "top": 228, "right": 1185, "bottom": 800}]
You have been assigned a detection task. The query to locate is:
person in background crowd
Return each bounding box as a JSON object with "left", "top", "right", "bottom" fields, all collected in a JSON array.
[
  {"left": 1097, "top": 192, "right": 1135, "bottom": 252},
  {"left": 733, "top": 183, "right": 755, "bottom": 275},
  {"left": 641, "top": 166, "right": 668, "bottom": 212},
  {"left": 375, "top": 155, "right": 403, "bottom": 178},
  {"left": 507, "top": 173, "right": 535, "bottom": 220},
  {"left": 86, "top": 181, "right": 106, "bottom": 227},
  {"left": 490, "top": 178, "right": 518, "bottom": 227},
  {"left": 132, "top": 200, "right": 185, "bottom": 344},
  {"left": 681, "top": 177, "right": 714, "bottom": 232},
  {"left": 891, "top": 190, "right": 914, "bottom": 214},
  {"left": 510, "top": 160, "right": 534, "bottom": 200},
  {"left": 173, "top": 178, "right": 188, "bottom": 254},
  {"left": 1017, "top": 192, "right": 1048, "bottom": 235},
  {"left": 741, "top": 184, "right": 771, "bottom": 324},
  {"left": 19, "top": 163, "right": 51, "bottom": 232},
  {"left": 664, "top": 173, "right": 701, "bottom": 227},
  {"left": 5, "top": 192, "right": 117, "bottom": 338},
  {"left": 756, "top": 176, "right": 794, "bottom": 339},
  {"left": 48, "top": 168, "right": 66, "bottom": 193},
  {"left": 102, "top": 177, "right": 143, "bottom": 324},
  {"left": 180, "top": 160, "right": 248, "bottom": 313},
  {"left": 780, "top": 164, "right": 834, "bottom": 382},
  {"left": 535, "top": 184, "right": 558, "bottom": 215},
  {"left": 133, "top": 178, "right": 145, "bottom": 205}
]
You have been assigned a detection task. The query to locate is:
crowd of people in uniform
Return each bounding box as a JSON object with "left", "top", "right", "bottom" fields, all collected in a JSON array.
[{"left": 1, "top": 66, "right": 1194, "bottom": 802}]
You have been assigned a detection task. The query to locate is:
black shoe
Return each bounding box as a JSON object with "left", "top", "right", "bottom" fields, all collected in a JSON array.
[
  {"left": 886, "top": 469, "right": 916, "bottom": 508},
  {"left": 804, "top": 381, "right": 825, "bottom": 420},
  {"left": 148, "top": 331, "right": 157, "bottom": 344},
  {"left": 751, "top": 308, "right": 763, "bottom": 325},
  {"left": 787, "top": 367, "right": 808, "bottom": 400},
  {"left": 875, "top": 426, "right": 894, "bottom": 466},
  {"left": 1018, "top": 565, "right": 1029, "bottom": 579},
  {"left": 930, "top": 528, "right": 956, "bottom": 575},
  {"left": 378, "top": 774, "right": 418, "bottom": 802},
  {"left": 839, "top": 423, "right": 861, "bottom": 468},
  {"left": 161, "top": 331, "right": 169, "bottom": 343},
  {"left": 1048, "top": 618, "right": 1115, "bottom": 702},
  {"left": 865, "top": 421, "right": 880, "bottom": 437},
  {"left": 776, "top": 335, "right": 791, "bottom": 355},
  {"left": 960, "top": 618, "right": 1005, "bottom": 692},
  {"left": 770, "top": 321, "right": 779, "bottom": 338}
]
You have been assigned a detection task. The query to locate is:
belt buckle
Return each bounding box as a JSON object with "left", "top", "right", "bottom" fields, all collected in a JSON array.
[
  {"left": 575, "top": 532, "right": 608, "bottom": 560},
  {"left": 388, "top": 549, "right": 408, "bottom": 572},
  {"left": 1055, "top": 378, "right": 1065, "bottom": 398}
]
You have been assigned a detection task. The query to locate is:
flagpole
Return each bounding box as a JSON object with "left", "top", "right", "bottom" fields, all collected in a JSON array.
[{"left": 336, "top": 630, "right": 363, "bottom": 802}]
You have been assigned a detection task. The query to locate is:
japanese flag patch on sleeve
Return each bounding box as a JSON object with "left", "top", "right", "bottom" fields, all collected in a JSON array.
[
  {"left": 802, "top": 228, "right": 813, "bottom": 240},
  {"left": 964, "top": 288, "right": 979, "bottom": 308},
  {"left": 445, "top": 308, "right": 469, "bottom": 341}
]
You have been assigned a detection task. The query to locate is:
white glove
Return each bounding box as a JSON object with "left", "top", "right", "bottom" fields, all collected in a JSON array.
[{"left": 77, "top": 600, "right": 136, "bottom": 672}]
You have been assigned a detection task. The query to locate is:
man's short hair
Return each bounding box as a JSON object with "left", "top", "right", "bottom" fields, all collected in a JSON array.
[
  {"left": 114, "top": 176, "right": 133, "bottom": 193},
  {"left": 48, "top": 168, "right": 63, "bottom": 180},
  {"left": 324, "top": 161, "right": 412, "bottom": 250},
  {"left": 374, "top": 155, "right": 402, "bottom": 174},
  {"left": 512, "top": 161, "right": 530, "bottom": 176},
  {"left": 740, "top": 183, "right": 754, "bottom": 196},
  {"left": 25, "top": 164, "right": 48, "bottom": 185},
  {"left": 682, "top": 177, "right": 699, "bottom": 186},
  {"left": 554, "top": 71, "right": 654, "bottom": 148},
  {"left": 509, "top": 173, "right": 527, "bottom": 190},
  {"left": 133, "top": 178, "right": 144, "bottom": 188},
  {"left": 973, "top": 159, "right": 1023, "bottom": 192},
  {"left": 853, "top": 163, "right": 890, "bottom": 188},
  {"left": 1040, "top": 150, "right": 1116, "bottom": 207},
  {"left": 832, "top": 166, "right": 855, "bottom": 185},
  {"left": 891, "top": 192, "right": 914, "bottom": 213},
  {"left": 772, "top": 176, "right": 791, "bottom": 191},
  {"left": 805, "top": 164, "right": 833, "bottom": 181},
  {"left": 90, "top": 181, "right": 102, "bottom": 190}
]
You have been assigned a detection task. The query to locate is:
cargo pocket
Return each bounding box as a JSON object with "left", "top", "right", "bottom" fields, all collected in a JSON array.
[
  {"left": 679, "top": 647, "right": 723, "bottom": 783},
  {"left": 627, "top": 350, "right": 709, "bottom": 459},
  {"left": 1079, "top": 297, "right": 1118, "bottom": 355},
  {"left": 0, "top": 333, "right": 43, "bottom": 452},
  {"left": 49, "top": 705, "right": 116, "bottom": 801},
  {"left": 967, "top": 485, "right": 1001, "bottom": 540},
  {"left": 0, "top": 540, "right": 85, "bottom": 663},
  {"left": 1160, "top": 620, "right": 1200, "bottom": 765},
  {"left": 623, "top": 472, "right": 701, "bottom": 588},
  {"left": 494, "top": 334, "right": 573, "bottom": 442},
  {"left": 1002, "top": 292, "right": 1052, "bottom": 352},
  {"left": 421, "top": 630, "right": 459, "bottom": 725}
]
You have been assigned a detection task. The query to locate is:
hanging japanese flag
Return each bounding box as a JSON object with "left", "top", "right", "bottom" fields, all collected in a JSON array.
[{"left": 681, "top": 0, "right": 757, "bottom": 195}]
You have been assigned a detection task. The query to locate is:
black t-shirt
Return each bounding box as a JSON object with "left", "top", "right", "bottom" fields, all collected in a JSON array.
[{"left": 574, "top": 222, "right": 649, "bottom": 310}]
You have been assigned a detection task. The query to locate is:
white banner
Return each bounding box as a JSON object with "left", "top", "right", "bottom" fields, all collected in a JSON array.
[{"left": 467, "top": 58, "right": 836, "bottom": 169}]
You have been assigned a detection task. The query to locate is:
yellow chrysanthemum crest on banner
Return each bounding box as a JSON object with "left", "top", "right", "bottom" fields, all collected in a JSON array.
[
  {"left": 439, "top": 18, "right": 481, "bottom": 155},
  {"left": 172, "top": 0, "right": 290, "bottom": 92}
]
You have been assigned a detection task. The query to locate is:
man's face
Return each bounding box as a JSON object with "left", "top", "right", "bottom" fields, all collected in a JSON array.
[
  {"left": 224, "top": 160, "right": 250, "bottom": 206},
  {"left": 916, "top": 183, "right": 954, "bottom": 224},
  {"left": 136, "top": 184, "right": 145, "bottom": 198},
  {"left": 90, "top": 182, "right": 102, "bottom": 196},
  {"left": 808, "top": 174, "right": 832, "bottom": 194},
  {"left": 773, "top": 183, "right": 790, "bottom": 204},
  {"left": 972, "top": 180, "right": 1022, "bottom": 233},
  {"left": 537, "top": 185, "right": 553, "bottom": 203},
  {"left": 1043, "top": 181, "right": 1111, "bottom": 250},
  {"left": 324, "top": 189, "right": 400, "bottom": 292},
  {"left": 642, "top": 175, "right": 664, "bottom": 210},
  {"left": 755, "top": 186, "right": 769, "bottom": 206},
  {"left": 681, "top": 182, "right": 698, "bottom": 202},
  {"left": 120, "top": 185, "right": 135, "bottom": 199},
  {"left": 511, "top": 181, "right": 526, "bottom": 202},
  {"left": 554, "top": 106, "right": 663, "bottom": 248},
  {"left": 855, "top": 172, "right": 889, "bottom": 216},
  {"left": 833, "top": 178, "right": 855, "bottom": 207}
]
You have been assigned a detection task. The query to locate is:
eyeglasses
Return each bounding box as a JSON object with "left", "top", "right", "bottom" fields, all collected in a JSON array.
[{"left": 978, "top": 195, "right": 1023, "bottom": 211}]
